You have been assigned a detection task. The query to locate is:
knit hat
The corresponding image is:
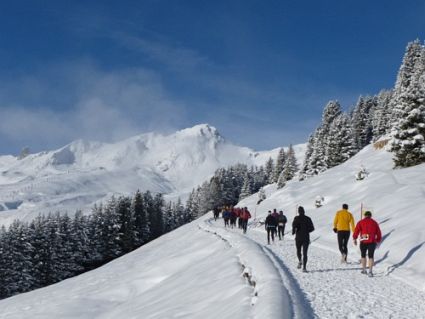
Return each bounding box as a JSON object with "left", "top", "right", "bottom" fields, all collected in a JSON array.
[{"left": 364, "top": 211, "right": 372, "bottom": 217}]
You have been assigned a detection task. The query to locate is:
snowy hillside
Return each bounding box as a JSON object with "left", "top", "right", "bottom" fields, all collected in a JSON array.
[
  {"left": 238, "top": 142, "right": 425, "bottom": 290},
  {"left": 0, "top": 124, "right": 305, "bottom": 226},
  {"left": 1, "top": 141, "right": 425, "bottom": 319}
]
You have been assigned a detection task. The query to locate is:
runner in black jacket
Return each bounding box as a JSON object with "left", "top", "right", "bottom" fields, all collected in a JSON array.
[
  {"left": 292, "top": 206, "right": 315, "bottom": 272},
  {"left": 265, "top": 211, "right": 278, "bottom": 244}
]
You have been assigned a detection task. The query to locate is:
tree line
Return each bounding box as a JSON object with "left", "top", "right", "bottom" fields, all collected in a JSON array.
[
  {"left": 0, "top": 190, "right": 191, "bottom": 299},
  {"left": 300, "top": 39, "right": 425, "bottom": 179},
  {"left": 186, "top": 144, "right": 299, "bottom": 219}
]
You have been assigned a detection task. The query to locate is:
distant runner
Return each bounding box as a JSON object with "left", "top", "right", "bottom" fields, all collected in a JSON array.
[
  {"left": 277, "top": 210, "right": 287, "bottom": 240},
  {"left": 265, "top": 211, "right": 278, "bottom": 244},
  {"left": 240, "top": 207, "right": 251, "bottom": 234}
]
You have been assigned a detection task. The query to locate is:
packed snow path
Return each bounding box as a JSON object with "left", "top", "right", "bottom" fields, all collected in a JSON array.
[{"left": 206, "top": 218, "right": 425, "bottom": 319}]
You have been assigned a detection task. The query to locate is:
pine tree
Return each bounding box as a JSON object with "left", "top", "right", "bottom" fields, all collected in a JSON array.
[
  {"left": 351, "top": 96, "right": 376, "bottom": 151},
  {"left": 132, "top": 190, "right": 150, "bottom": 246},
  {"left": 272, "top": 148, "right": 286, "bottom": 182},
  {"left": 372, "top": 90, "right": 393, "bottom": 140},
  {"left": 71, "top": 211, "right": 90, "bottom": 271},
  {"left": 390, "top": 40, "right": 424, "bottom": 128},
  {"left": 303, "top": 101, "right": 343, "bottom": 178},
  {"left": 4, "top": 220, "right": 35, "bottom": 296},
  {"left": 239, "top": 172, "right": 253, "bottom": 200},
  {"left": 116, "top": 196, "right": 134, "bottom": 253},
  {"left": 149, "top": 193, "right": 164, "bottom": 239},
  {"left": 264, "top": 157, "right": 274, "bottom": 183},
  {"left": 299, "top": 134, "right": 314, "bottom": 180},
  {"left": 391, "top": 44, "right": 425, "bottom": 167},
  {"left": 326, "top": 114, "right": 356, "bottom": 167},
  {"left": 100, "top": 197, "right": 122, "bottom": 261}
]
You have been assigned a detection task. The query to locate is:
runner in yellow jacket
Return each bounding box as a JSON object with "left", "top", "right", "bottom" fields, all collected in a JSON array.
[{"left": 333, "top": 203, "right": 355, "bottom": 263}]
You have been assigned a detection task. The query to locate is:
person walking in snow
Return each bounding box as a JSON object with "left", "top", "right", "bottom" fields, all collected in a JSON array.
[
  {"left": 222, "top": 207, "right": 231, "bottom": 227},
  {"left": 213, "top": 207, "right": 220, "bottom": 221},
  {"left": 240, "top": 207, "right": 251, "bottom": 234},
  {"left": 353, "top": 211, "right": 382, "bottom": 277},
  {"left": 265, "top": 211, "right": 278, "bottom": 244},
  {"left": 277, "top": 210, "right": 287, "bottom": 240},
  {"left": 229, "top": 206, "right": 237, "bottom": 228},
  {"left": 333, "top": 203, "right": 355, "bottom": 263},
  {"left": 292, "top": 206, "right": 315, "bottom": 272}
]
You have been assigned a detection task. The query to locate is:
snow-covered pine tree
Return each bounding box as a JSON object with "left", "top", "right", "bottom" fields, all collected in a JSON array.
[
  {"left": 173, "top": 198, "right": 187, "bottom": 226},
  {"left": 306, "top": 128, "right": 327, "bottom": 175},
  {"left": 326, "top": 114, "right": 356, "bottom": 167},
  {"left": 100, "top": 197, "right": 122, "bottom": 261},
  {"left": 390, "top": 40, "right": 424, "bottom": 127},
  {"left": 303, "top": 101, "right": 343, "bottom": 177},
  {"left": 146, "top": 192, "right": 164, "bottom": 240},
  {"left": 116, "top": 196, "right": 135, "bottom": 253},
  {"left": 272, "top": 148, "right": 286, "bottom": 183},
  {"left": 57, "top": 213, "right": 82, "bottom": 280},
  {"left": 391, "top": 43, "right": 425, "bottom": 167},
  {"left": 372, "top": 90, "right": 393, "bottom": 140},
  {"left": 351, "top": 96, "right": 376, "bottom": 151},
  {"left": 162, "top": 201, "right": 175, "bottom": 232},
  {"left": 284, "top": 144, "right": 298, "bottom": 179},
  {"left": 185, "top": 188, "right": 200, "bottom": 221},
  {"left": 239, "top": 171, "right": 253, "bottom": 200},
  {"left": 3, "top": 220, "right": 35, "bottom": 296},
  {"left": 264, "top": 157, "right": 274, "bottom": 183},
  {"left": 253, "top": 166, "right": 267, "bottom": 192},
  {"left": 299, "top": 134, "right": 314, "bottom": 180},
  {"left": 0, "top": 226, "right": 9, "bottom": 298},
  {"left": 71, "top": 210, "right": 90, "bottom": 271},
  {"left": 132, "top": 190, "right": 150, "bottom": 246},
  {"left": 207, "top": 175, "right": 222, "bottom": 210}
]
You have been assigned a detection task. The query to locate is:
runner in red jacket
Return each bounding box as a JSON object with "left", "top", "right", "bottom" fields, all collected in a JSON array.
[
  {"left": 240, "top": 207, "right": 251, "bottom": 234},
  {"left": 353, "top": 211, "right": 382, "bottom": 277}
]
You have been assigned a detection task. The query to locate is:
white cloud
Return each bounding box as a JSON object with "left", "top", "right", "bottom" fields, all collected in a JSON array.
[{"left": 0, "top": 63, "right": 187, "bottom": 154}]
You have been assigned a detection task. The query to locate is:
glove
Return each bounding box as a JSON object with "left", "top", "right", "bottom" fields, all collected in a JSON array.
[
  {"left": 333, "top": 228, "right": 337, "bottom": 233},
  {"left": 353, "top": 239, "right": 357, "bottom": 246}
]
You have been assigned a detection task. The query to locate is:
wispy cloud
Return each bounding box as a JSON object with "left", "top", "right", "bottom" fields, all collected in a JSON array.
[
  {"left": 114, "top": 32, "right": 209, "bottom": 71},
  {"left": 0, "top": 62, "right": 187, "bottom": 154}
]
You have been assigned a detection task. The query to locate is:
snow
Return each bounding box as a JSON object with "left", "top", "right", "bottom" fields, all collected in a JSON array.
[
  {"left": 1, "top": 141, "right": 425, "bottom": 318},
  {"left": 0, "top": 124, "right": 305, "bottom": 226}
]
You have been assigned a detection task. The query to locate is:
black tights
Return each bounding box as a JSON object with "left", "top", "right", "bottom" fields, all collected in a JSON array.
[
  {"left": 267, "top": 227, "right": 276, "bottom": 243},
  {"left": 337, "top": 231, "right": 350, "bottom": 255},
  {"left": 296, "top": 239, "right": 309, "bottom": 269}
]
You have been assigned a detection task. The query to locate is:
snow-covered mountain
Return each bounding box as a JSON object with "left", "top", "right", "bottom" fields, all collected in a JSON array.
[
  {"left": 1, "top": 141, "right": 425, "bottom": 319},
  {"left": 0, "top": 124, "right": 305, "bottom": 226}
]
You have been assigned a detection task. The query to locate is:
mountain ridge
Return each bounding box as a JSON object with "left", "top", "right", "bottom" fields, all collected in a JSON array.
[{"left": 0, "top": 124, "right": 305, "bottom": 225}]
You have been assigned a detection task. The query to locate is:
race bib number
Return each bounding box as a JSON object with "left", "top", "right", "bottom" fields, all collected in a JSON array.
[
  {"left": 279, "top": 222, "right": 284, "bottom": 226},
  {"left": 360, "top": 234, "right": 370, "bottom": 241}
]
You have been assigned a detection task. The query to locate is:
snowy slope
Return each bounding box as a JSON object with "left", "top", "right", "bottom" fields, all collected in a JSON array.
[
  {"left": 238, "top": 143, "right": 425, "bottom": 291},
  {"left": 1, "top": 141, "right": 425, "bottom": 319},
  {"left": 0, "top": 124, "right": 305, "bottom": 225}
]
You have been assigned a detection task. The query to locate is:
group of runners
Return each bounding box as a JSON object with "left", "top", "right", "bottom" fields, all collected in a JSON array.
[
  {"left": 214, "top": 202, "right": 382, "bottom": 276},
  {"left": 214, "top": 206, "right": 252, "bottom": 233}
]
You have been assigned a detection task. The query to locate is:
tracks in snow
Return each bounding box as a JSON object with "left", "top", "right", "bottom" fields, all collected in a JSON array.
[
  {"left": 204, "top": 218, "right": 425, "bottom": 319},
  {"left": 201, "top": 218, "right": 315, "bottom": 319}
]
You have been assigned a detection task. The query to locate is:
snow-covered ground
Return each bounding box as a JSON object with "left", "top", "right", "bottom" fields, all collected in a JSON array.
[
  {"left": 1, "top": 141, "right": 424, "bottom": 318},
  {"left": 0, "top": 124, "right": 305, "bottom": 226}
]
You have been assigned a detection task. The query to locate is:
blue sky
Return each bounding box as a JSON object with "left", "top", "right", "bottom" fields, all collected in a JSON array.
[{"left": 0, "top": 0, "right": 424, "bottom": 155}]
